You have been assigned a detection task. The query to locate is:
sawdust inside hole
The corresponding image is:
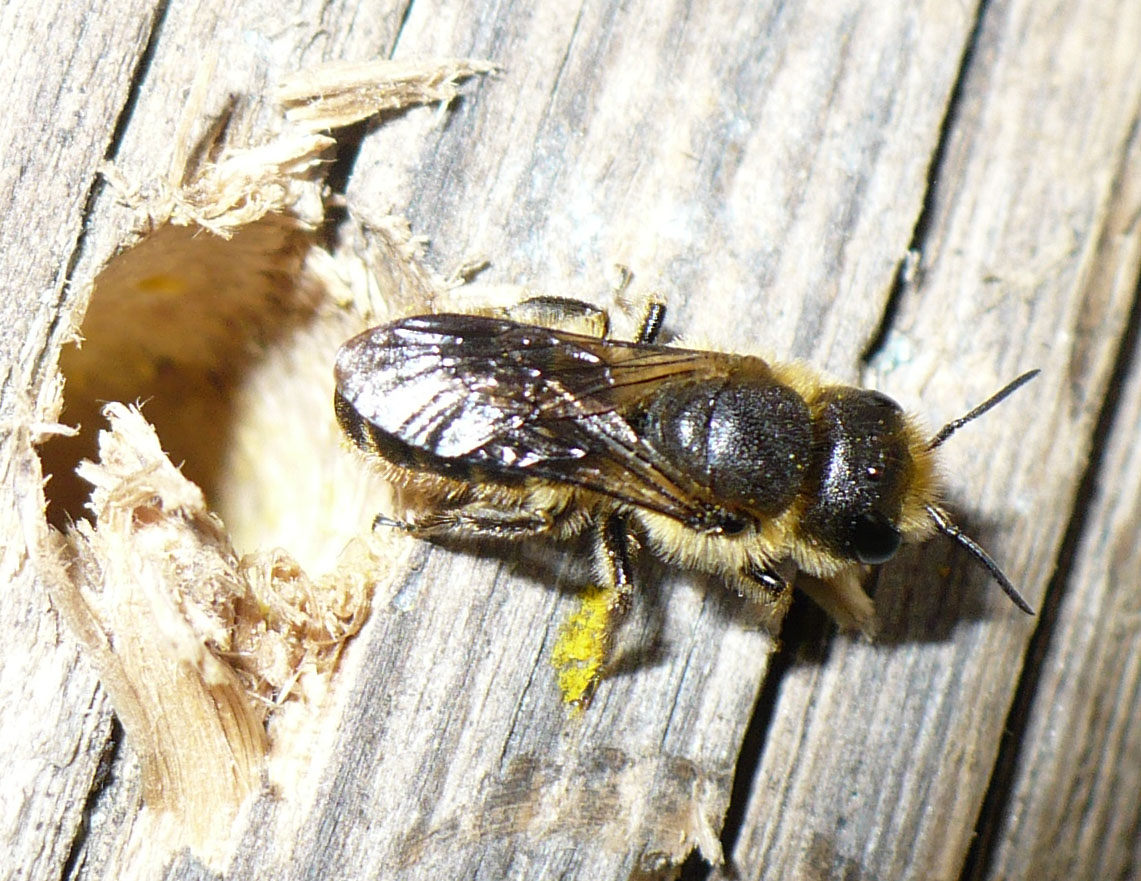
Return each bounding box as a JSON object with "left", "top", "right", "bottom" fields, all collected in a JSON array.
[{"left": 40, "top": 217, "right": 373, "bottom": 572}]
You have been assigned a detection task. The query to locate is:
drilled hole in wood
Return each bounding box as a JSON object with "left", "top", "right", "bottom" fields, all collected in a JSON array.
[{"left": 39, "top": 217, "right": 370, "bottom": 570}]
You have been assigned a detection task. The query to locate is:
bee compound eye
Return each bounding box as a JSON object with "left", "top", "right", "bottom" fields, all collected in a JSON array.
[{"left": 851, "top": 511, "right": 902, "bottom": 565}]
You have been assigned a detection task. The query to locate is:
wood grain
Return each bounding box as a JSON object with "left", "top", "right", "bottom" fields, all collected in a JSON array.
[
  {"left": 2, "top": 0, "right": 1139, "bottom": 880},
  {"left": 0, "top": 3, "right": 161, "bottom": 879},
  {"left": 719, "top": 0, "right": 1141, "bottom": 877}
]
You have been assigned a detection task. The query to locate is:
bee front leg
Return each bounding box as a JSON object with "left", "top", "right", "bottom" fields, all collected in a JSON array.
[
  {"left": 732, "top": 560, "right": 795, "bottom": 627},
  {"left": 741, "top": 561, "right": 790, "bottom": 600}
]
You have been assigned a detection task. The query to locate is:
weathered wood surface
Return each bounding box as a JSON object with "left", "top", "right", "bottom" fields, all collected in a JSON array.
[
  {"left": 2, "top": 1, "right": 1140, "bottom": 881},
  {"left": 0, "top": 3, "right": 164, "bottom": 880}
]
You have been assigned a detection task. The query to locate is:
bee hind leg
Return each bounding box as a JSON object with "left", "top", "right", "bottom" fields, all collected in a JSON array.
[
  {"left": 501, "top": 272, "right": 667, "bottom": 347},
  {"left": 552, "top": 513, "right": 637, "bottom": 707},
  {"left": 501, "top": 297, "right": 610, "bottom": 338},
  {"left": 373, "top": 504, "right": 564, "bottom": 539},
  {"left": 597, "top": 513, "right": 636, "bottom": 612}
]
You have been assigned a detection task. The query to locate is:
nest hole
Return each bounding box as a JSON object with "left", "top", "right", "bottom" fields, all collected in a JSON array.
[{"left": 40, "top": 217, "right": 377, "bottom": 572}]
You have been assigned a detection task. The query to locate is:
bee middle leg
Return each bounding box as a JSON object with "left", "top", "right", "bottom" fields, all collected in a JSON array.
[{"left": 635, "top": 301, "right": 666, "bottom": 344}]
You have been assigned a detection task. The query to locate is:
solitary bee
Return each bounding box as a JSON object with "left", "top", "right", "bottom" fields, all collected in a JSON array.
[{"left": 334, "top": 297, "right": 1035, "bottom": 648}]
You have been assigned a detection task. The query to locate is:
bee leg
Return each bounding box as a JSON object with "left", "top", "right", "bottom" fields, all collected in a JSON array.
[
  {"left": 635, "top": 301, "right": 666, "bottom": 345},
  {"left": 598, "top": 513, "right": 636, "bottom": 611},
  {"left": 502, "top": 287, "right": 665, "bottom": 345},
  {"left": 502, "top": 297, "right": 610, "bottom": 338},
  {"left": 553, "top": 512, "right": 637, "bottom": 706},
  {"left": 741, "top": 561, "right": 789, "bottom": 600},
  {"left": 374, "top": 505, "right": 560, "bottom": 539},
  {"left": 587, "top": 513, "right": 638, "bottom": 673},
  {"left": 374, "top": 512, "right": 416, "bottom": 531},
  {"left": 609, "top": 264, "right": 666, "bottom": 344}
]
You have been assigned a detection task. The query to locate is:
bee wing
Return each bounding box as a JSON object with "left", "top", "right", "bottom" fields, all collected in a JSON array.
[{"left": 335, "top": 313, "right": 737, "bottom": 529}]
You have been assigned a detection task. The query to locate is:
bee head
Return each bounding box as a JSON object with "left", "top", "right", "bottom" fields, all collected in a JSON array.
[{"left": 801, "top": 371, "right": 1038, "bottom": 615}]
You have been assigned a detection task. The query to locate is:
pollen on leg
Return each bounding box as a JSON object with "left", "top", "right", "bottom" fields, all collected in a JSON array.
[{"left": 550, "top": 584, "right": 622, "bottom": 708}]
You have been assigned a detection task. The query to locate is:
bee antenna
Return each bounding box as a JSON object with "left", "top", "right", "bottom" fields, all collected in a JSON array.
[
  {"left": 926, "top": 505, "right": 1034, "bottom": 614},
  {"left": 926, "top": 369, "right": 1040, "bottom": 451}
]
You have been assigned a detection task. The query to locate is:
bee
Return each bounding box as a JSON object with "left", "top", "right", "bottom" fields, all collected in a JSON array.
[{"left": 334, "top": 296, "right": 1035, "bottom": 644}]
